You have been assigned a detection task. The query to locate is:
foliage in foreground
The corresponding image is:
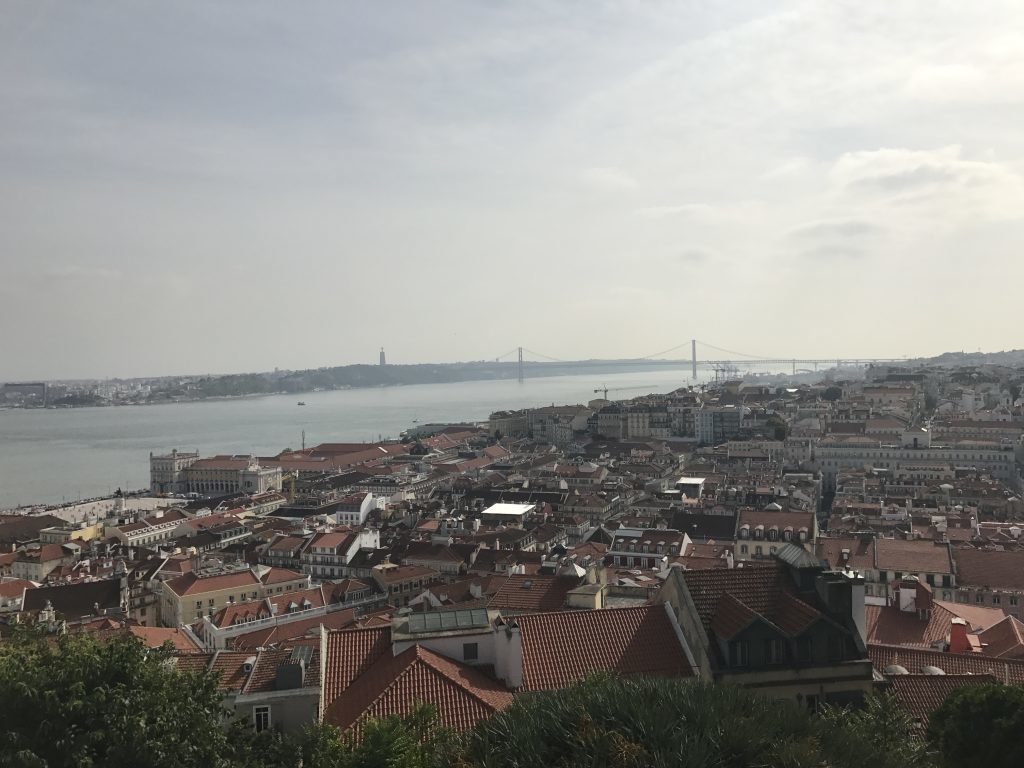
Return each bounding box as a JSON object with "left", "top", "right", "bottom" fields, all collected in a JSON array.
[
  {"left": 0, "top": 628, "right": 943, "bottom": 768},
  {"left": 461, "top": 674, "right": 931, "bottom": 768},
  {"left": 929, "top": 683, "right": 1024, "bottom": 768}
]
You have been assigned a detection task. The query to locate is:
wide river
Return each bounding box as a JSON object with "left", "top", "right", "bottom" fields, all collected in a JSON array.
[{"left": 0, "top": 368, "right": 708, "bottom": 509}]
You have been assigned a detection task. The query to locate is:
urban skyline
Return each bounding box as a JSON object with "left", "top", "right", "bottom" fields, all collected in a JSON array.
[{"left": 4, "top": 2, "right": 1024, "bottom": 379}]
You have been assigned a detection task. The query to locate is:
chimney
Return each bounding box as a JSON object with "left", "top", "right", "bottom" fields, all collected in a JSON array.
[
  {"left": 469, "top": 582, "right": 483, "bottom": 599},
  {"left": 949, "top": 617, "right": 972, "bottom": 654}
]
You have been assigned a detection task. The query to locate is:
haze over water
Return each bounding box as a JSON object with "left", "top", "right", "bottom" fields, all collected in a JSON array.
[{"left": 0, "top": 368, "right": 710, "bottom": 509}]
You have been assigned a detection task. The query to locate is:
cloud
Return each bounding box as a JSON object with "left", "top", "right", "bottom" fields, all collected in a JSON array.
[
  {"left": 830, "top": 146, "right": 1024, "bottom": 221},
  {"left": 580, "top": 166, "right": 639, "bottom": 191},
  {"left": 787, "top": 218, "right": 884, "bottom": 261},
  {"left": 676, "top": 247, "right": 712, "bottom": 263},
  {"left": 632, "top": 203, "right": 717, "bottom": 219},
  {"left": 788, "top": 219, "right": 883, "bottom": 240},
  {"left": 43, "top": 264, "right": 124, "bottom": 282}
]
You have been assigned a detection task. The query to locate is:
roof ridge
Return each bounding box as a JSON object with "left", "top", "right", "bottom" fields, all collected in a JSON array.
[{"left": 412, "top": 645, "right": 504, "bottom": 702}]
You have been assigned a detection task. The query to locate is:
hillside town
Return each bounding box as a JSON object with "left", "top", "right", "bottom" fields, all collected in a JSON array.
[{"left": 4, "top": 362, "right": 1024, "bottom": 739}]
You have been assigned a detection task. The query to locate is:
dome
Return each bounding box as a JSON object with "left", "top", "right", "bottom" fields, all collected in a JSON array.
[{"left": 921, "top": 666, "right": 946, "bottom": 676}]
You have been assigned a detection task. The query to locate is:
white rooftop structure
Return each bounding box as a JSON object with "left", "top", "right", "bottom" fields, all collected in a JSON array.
[{"left": 480, "top": 502, "right": 535, "bottom": 520}]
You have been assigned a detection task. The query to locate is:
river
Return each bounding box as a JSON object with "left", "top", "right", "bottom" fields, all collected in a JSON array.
[{"left": 0, "top": 368, "right": 708, "bottom": 509}]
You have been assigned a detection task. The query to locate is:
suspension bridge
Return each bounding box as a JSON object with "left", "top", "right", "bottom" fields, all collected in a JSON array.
[{"left": 493, "top": 340, "right": 909, "bottom": 382}]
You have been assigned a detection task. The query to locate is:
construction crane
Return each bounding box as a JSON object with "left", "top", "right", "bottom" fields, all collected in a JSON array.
[{"left": 594, "top": 384, "right": 654, "bottom": 399}]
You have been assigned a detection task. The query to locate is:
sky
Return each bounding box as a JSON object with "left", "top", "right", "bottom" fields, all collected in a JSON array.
[{"left": 3, "top": 1, "right": 1024, "bottom": 380}]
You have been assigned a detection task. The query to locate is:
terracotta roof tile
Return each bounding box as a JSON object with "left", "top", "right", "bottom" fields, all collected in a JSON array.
[
  {"left": 680, "top": 563, "right": 792, "bottom": 634},
  {"left": 128, "top": 626, "right": 201, "bottom": 652},
  {"left": 815, "top": 537, "right": 875, "bottom": 570},
  {"left": 322, "top": 626, "right": 393, "bottom": 706},
  {"left": 487, "top": 575, "right": 577, "bottom": 613},
  {"left": 514, "top": 605, "right": 693, "bottom": 691},
  {"left": 870, "top": 643, "right": 1024, "bottom": 684},
  {"left": 874, "top": 539, "right": 952, "bottom": 575},
  {"left": 260, "top": 567, "right": 306, "bottom": 585},
  {"left": 953, "top": 548, "right": 1024, "bottom": 591},
  {"left": 710, "top": 593, "right": 759, "bottom": 640},
  {"left": 231, "top": 608, "right": 357, "bottom": 651},
  {"left": 773, "top": 591, "right": 824, "bottom": 636},
  {"left": 324, "top": 645, "right": 512, "bottom": 733},
  {"left": 173, "top": 652, "right": 215, "bottom": 676},
  {"left": 164, "top": 570, "right": 259, "bottom": 597},
  {"left": 977, "top": 615, "right": 1024, "bottom": 659},
  {"left": 887, "top": 674, "right": 997, "bottom": 728},
  {"left": 244, "top": 645, "right": 320, "bottom": 694},
  {"left": 207, "top": 650, "right": 254, "bottom": 692}
]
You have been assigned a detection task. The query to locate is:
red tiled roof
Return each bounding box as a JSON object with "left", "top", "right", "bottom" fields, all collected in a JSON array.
[
  {"left": 260, "top": 567, "right": 306, "bottom": 585},
  {"left": 487, "top": 575, "right": 578, "bottom": 613},
  {"left": 887, "top": 674, "right": 998, "bottom": 728},
  {"left": 324, "top": 645, "right": 513, "bottom": 733},
  {"left": 310, "top": 531, "right": 354, "bottom": 550},
  {"left": 244, "top": 644, "right": 320, "bottom": 694},
  {"left": 269, "top": 586, "right": 325, "bottom": 613},
  {"left": 231, "top": 608, "right": 357, "bottom": 651},
  {"left": 207, "top": 650, "right": 254, "bottom": 692},
  {"left": 173, "top": 652, "right": 215, "bottom": 676},
  {"left": 870, "top": 643, "right": 1024, "bottom": 683},
  {"left": 711, "top": 593, "right": 760, "bottom": 640},
  {"left": 322, "top": 627, "right": 393, "bottom": 706},
  {"left": 680, "top": 563, "right": 793, "bottom": 634},
  {"left": 866, "top": 603, "right": 945, "bottom": 647},
  {"left": 953, "top": 548, "right": 1024, "bottom": 591},
  {"left": 774, "top": 591, "right": 824, "bottom": 636},
  {"left": 977, "top": 615, "right": 1024, "bottom": 659},
  {"left": 815, "top": 537, "right": 875, "bottom": 570},
  {"left": 373, "top": 565, "right": 437, "bottom": 584},
  {"left": 0, "top": 578, "right": 36, "bottom": 598},
  {"left": 128, "top": 626, "right": 201, "bottom": 652},
  {"left": 211, "top": 600, "right": 272, "bottom": 628},
  {"left": 164, "top": 570, "right": 259, "bottom": 597},
  {"left": 514, "top": 605, "right": 693, "bottom": 691},
  {"left": 874, "top": 539, "right": 952, "bottom": 575},
  {"left": 737, "top": 510, "right": 814, "bottom": 532}
]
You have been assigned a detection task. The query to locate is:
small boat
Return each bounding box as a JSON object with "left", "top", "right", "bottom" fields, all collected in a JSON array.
[{"left": 297, "top": 401, "right": 306, "bottom": 406}]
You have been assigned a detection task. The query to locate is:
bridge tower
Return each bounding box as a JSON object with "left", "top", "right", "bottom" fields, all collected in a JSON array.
[
  {"left": 691, "top": 339, "right": 697, "bottom": 380},
  {"left": 517, "top": 347, "right": 524, "bottom": 383}
]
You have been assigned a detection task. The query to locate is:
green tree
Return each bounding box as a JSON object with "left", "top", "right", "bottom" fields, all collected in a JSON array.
[
  {"left": 461, "top": 674, "right": 930, "bottom": 768},
  {"left": 295, "top": 708, "right": 458, "bottom": 768},
  {"left": 0, "top": 628, "right": 242, "bottom": 768},
  {"left": 928, "top": 683, "right": 1024, "bottom": 768},
  {"left": 822, "top": 386, "right": 843, "bottom": 402},
  {"left": 820, "top": 693, "right": 932, "bottom": 768}
]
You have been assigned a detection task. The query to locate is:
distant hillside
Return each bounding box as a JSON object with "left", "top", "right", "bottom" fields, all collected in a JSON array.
[{"left": 916, "top": 349, "right": 1024, "bottom": 367}]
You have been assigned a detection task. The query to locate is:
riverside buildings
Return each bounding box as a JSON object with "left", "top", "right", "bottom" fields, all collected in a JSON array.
[{"left": 7, "top": 360, "right": 1024, "bottom": 735}]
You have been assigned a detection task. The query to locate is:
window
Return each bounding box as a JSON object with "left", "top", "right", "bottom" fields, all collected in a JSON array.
[
  {"left": 976, "top": 593, "right": 985, "bottom": 604},
  {"left": 463, "top": 642, "right": 479, "bottom": 661},
  {"left": 797, "top": 636, "right": 813, "bottom": 662},
  {"left": 253, "top": 706, "right": 271, "bottom": 733},
  {"left": 763, "top": 638, "right": 783, "bottom": 664},
  {"left": 730, "top": 641, "right": 749, "bottom": 667},
  {"left": 925, "top": 574, "right": 935, "bottom": 587},
  {"left": 878, "top": 571, "right": 888, "bottom": 584},
  {"left": 942, "top": 575, "right": 951, "bottom": 588},
  {"left": 196, "top": 601, "right": 203, "bottom": 609},
  {"left": 755, "top": 546, "right": 763, "bottom": 556},
  {"left": 1011, "top": 596, "right": 1019, "bottom": 607},
  {"left": 740, "top": 545, "right": 748, "bottom": 554},
  {"left": 208, "top": 599, "right": 215, "bottom": 607},
  {"left": 993, "top": 594, "right": 1001, "bottom": 605}
]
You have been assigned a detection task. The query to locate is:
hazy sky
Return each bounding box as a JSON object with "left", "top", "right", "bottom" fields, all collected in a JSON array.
[{"left": 3, "top": 1, "right": 1024, "bottom": 380}]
